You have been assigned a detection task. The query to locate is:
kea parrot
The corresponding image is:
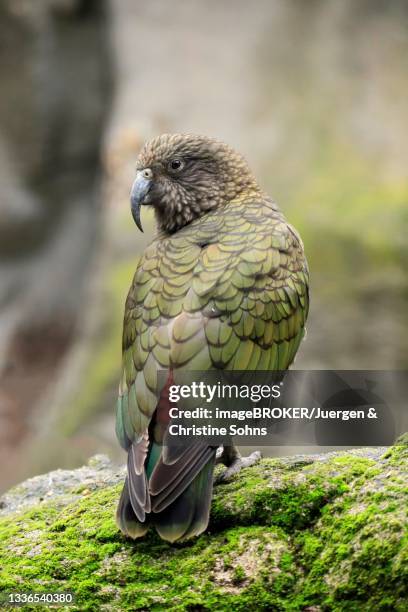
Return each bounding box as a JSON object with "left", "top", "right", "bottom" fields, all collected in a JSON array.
[{"left": 116, "top": 134, "right": 309, "bottom": 542}]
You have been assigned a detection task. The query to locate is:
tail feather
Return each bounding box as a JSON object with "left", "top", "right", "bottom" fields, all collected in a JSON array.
[
  {"left": 127, "top": 434, "right": 150, "bottom": 521},
  {"left": 175, "top": 455, "right": 216, "bottom": 541},
  {"left": 154, "top": 455, "right": 215, "bottom": 542},
  {"left": 116, "top": 477, "right": 149, "bottom": 539},
  {"left": 116, "top": 369, "right": 216, "bottom": 542},
  {"left": 151, "top": 445, "right": 215, "bottom": 512},
  {"left": 117, "top": 450, "right": 216, "bottom": 542}
]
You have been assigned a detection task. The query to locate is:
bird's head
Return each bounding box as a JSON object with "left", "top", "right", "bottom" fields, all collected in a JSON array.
[{"left": 130, "top": 133, "right": 259, "bottom": 233}]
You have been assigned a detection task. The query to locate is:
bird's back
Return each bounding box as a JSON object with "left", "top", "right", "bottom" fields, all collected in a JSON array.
[{"left": 118, "top": 194, "right": 308, "bottom": 440}]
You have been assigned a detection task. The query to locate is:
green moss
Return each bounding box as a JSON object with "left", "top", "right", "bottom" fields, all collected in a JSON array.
[
  {"left": 394, "top": 432, "right": 408, "bottom": 447},
  {"left": 0, "top": 491, "right": 294, "bottom": 611},
  {"left": 382, "top": 434, "right": 408, "bottom": 464},
  {"left": 292, "top": 455, "right": 408, "bottom": 611},
  {"left": 0, "top": 449, "right": 406, "bottom": 611},
  {"left": 211, "top": 455, "right": 373, "bottom": 531}
]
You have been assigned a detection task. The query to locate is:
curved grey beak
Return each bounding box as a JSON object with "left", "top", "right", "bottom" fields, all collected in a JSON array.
[{"left": 130, "top": 171, "right": 152, "bottom": 232}]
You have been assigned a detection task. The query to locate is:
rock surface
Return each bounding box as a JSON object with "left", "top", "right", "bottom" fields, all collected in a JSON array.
[{"left": 0, "top": 445, "right": 407, "bottom": 611}]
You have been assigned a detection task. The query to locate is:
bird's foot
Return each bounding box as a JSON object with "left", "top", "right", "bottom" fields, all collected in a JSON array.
[{"left": 215, "top": 451, "right": 262, "bottom": 484}]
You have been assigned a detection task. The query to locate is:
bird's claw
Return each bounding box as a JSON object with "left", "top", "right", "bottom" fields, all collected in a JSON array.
[{"left": 215, "top": 450, "right": 262, "bottom": 484}]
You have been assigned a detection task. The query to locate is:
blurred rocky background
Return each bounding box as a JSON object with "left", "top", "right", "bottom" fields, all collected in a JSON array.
[{"left": 0, "top": 0, "right": 407, "bottom": 491}]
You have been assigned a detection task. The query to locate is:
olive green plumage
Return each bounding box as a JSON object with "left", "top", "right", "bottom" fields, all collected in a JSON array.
[{"left": 116, "top": 133, "right": 309, "bottom": 543}]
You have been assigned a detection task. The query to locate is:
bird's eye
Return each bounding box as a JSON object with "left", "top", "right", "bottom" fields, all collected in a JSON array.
[{"left": 169, "top": 159, "right": 184, "bottom": 172}]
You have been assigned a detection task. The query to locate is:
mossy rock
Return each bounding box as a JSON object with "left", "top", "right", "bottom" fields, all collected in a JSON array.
[{"left": 0, "top": 447, "right": 407, "bottom": 611}]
